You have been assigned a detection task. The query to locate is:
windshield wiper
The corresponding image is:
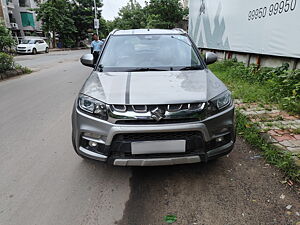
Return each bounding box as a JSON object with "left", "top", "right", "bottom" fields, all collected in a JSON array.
[
  {"left": 179, "top": 65, "right": 202, "bottom": 71},
  {"left": 126, "top": 68, "right": 168, "bottom": 72}
]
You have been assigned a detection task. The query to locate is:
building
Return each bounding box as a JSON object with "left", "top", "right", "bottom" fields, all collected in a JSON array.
[
  {"left": 1, "top": 0, "right": 45, "bottom": 40},
  {"left": 0, "top": 0, "right": 11, "bottom": 27}
]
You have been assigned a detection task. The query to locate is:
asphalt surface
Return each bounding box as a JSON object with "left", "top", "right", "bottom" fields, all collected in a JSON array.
[{"left": 0, "top": 50, "right": 299, "bottom": 225}]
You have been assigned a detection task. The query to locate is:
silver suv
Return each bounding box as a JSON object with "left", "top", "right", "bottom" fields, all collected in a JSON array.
[{"left": 72, "top": 29, "right": 235, "bottom": 166}]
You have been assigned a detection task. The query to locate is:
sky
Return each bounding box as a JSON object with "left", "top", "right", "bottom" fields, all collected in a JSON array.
[{"left": 102, "top": 0, "right": 146, "bottom": 21}]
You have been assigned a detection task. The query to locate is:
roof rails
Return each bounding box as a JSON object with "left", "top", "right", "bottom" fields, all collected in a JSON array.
[
  {"left": 172, "top": 28, "right": 186, "bottom": 33},
  {"left": 110, "top": 29, "right": 119, "bottom": 35}
]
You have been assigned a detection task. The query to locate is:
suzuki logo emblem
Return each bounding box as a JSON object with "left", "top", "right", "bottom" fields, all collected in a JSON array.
[{"left": 150, "top": 107, "right": 165, "bottom": 121}]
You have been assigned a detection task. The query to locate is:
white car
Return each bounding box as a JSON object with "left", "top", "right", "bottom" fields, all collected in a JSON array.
[{"left": 17, "top": 39, "right": 49, "bottom": 54}]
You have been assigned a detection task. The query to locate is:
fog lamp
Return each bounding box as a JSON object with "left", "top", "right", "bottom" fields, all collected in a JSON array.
[
  {"left": 216, "top": 137, "right": 224, "bottom": 142},
  {"left": 84, "top": 132, "right": 102, "bottom": 139},
  {"left": 89, "top": 141, "right": 98, "bottom": 147}
]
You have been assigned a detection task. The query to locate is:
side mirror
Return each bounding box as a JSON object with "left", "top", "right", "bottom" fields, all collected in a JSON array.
[
  {"left": 80, "top": 54, "right": 94, "bottom": 67},
  {"left": 205, "top": 52, "right": 217, "bottom": 65}
]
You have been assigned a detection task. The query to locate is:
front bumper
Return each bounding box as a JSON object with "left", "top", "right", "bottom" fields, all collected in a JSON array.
[
  {"left": 17, "top": 48, "right": 32, "bottom": 53},
  {"left": 72, "top": 105, "right": 235, "bottom": 166}
]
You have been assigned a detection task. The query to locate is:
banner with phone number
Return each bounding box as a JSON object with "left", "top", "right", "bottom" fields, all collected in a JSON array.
[{"left": 188, "top": 0, "right": 300, "bottom": 58}]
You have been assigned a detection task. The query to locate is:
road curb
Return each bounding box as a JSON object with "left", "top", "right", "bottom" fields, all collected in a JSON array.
[
  {"left": 0, "top": 69, "right": 30, "bottom": 81},
  {"left": 49, "top": 47, "right": 89, "bottom": 52}
]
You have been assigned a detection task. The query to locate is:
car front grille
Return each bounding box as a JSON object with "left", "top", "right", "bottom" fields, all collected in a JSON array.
[
  {"left": 119, "top": 131, "right": 202, "bottom": 142},
  {"left": 108, "top": 103, "right": 206, "bottom": 124},
  {"left": 111, "top": 103, "right": 204, "bottom": 113},
  {"left": 109, "top": 131, "right": 204, "bottom": 157}
]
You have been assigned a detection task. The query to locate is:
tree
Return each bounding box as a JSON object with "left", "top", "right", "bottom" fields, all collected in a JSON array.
[
  {"left": 0, "top": 20, "right": 15, "bottom": 52},
  {"left": 106, "top": 0, "right": 188, "bottom": 31},
  {"left": 145, "top": 0, "right": 188, "bottom": 29},
  {"left": 34, "top": 0, "right": 77, "bottom": 48},
  {"left": 113, "top": 0, "right": 146, "bottom": 30},
  {"left": 70, "top": 0, "right": 105, "bottom": 44}
]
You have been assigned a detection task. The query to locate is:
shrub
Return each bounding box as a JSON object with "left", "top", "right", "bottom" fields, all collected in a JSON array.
[
  {"left": 0, "top": 52, "right": 14, "bottom": 73},
  {"left": 0, "top": 20, "right": 15, "bottom": 52},
  {"left": 210, "top": 60, "right": 300, "bottom": 114}
]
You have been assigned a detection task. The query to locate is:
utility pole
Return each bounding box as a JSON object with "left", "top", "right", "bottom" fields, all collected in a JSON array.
[{"left": 93, "top": 0, "right": 99, "bottom": 35}]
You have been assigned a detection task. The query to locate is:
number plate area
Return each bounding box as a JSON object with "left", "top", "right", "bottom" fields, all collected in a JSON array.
[{"left": 131, "top": 140, "right": 186, "bottom": 155}]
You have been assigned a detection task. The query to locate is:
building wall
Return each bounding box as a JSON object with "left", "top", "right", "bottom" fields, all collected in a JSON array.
[
  {"left": 1, "top": 0, "right": 45, "bottom": 39},
  {"left": 11, "top": 0, "right": 43, "bottom": 37},
  {"left": 200, "top": 48, "right": 300, "bottom": 70},
  {"left": 0, "top": 0, "right": 11, "bottom": 27},
  {"left": 189, "top": 0, "right": 300, "bottom": 69},
  {"left": 0, "top": 0, "right": 4, "bottom": 20}
]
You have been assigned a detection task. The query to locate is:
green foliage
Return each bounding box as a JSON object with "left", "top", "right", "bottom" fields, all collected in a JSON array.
[
  {"left": 236, "top": 111, "right": 300, "bottom": 182},
  {"left": 34, "top": 0, "right": 108, "bottom": 47},
  {"left": 14, "top": 64, "right": 32, "bottom": 74},
  {"left": 112, "top": 0, "right": 147, "bottom": 30},
  {"left": 71, "top": 0, "right": 107, "bottom": 42},
  {"left": 0, "top": 53, "right": 32, "bottom": 74},
  {"left": 209, "top": 60, "right": 300, "bottom": 114},
  {"left": 145, "top": 0, "right": 188, "bottom": 29},
  {"left": 34, "top": 0, "right": 77, "bottom": 47},
  {"left": 0, "top": 20, "right": 15, "bottom": 52},
  {"left": 108, "top": 0, "right": 187, "bottom": 31},
  {"left": 0, "top": 52, "right": 14, "bottom": 73}
]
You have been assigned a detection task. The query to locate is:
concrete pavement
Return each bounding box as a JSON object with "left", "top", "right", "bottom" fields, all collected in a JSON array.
[
  {"left": 0, "top": 50, "right": 131, "bottom": 225},
  {"left": 0, "top": 50, "right": 299, "bottom": 225},
  {"left": 14, "top": 50, "right": 88, "bottom": 71}
]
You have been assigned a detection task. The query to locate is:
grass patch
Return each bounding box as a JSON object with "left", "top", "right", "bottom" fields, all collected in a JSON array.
[
  {"left": 15, "top": 64, "right": 32, "bottom": 74},
  {"left": 236, "top": 111, "right": 300, "bottom": 182},
  {"left": 293, "top": 128, "right": 300, "bottom": 134},
  {"left": 209, "top": 60, "right": 300, "bottom": 114}
]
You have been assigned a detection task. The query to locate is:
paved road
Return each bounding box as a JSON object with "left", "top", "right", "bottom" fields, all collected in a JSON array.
[
  {"left": 0, "top": 50, "right": 299, "bottom": 225},
  {"left": 14, "top": 50, "right": 88, "bottom": 71}
]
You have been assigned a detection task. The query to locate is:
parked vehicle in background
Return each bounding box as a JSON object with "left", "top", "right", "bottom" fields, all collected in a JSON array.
[
  {"left": 72, "top": 29, "right": 236, "bottom": 166},
  {"left": 17, "top": 38, "right": 49, "bottom": 54}
]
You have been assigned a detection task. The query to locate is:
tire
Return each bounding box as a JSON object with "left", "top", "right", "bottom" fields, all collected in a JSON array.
[
  {"left": 45, "top": 47, "right": 49, "bottom": 53},
  {"left": 32, "top": 48, "right": 37, "bottom": 55}
]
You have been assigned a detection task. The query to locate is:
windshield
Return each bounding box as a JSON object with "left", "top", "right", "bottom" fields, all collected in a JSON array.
[
  {"left": 21, "top": 40, "right": 35, "bottom": 44},
  {"left": 99, "top": 34, "right": 204, "bottom": 72}
]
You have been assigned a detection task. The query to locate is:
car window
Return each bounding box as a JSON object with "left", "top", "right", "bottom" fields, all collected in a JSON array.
[
  {"left": 99, "top": 34, "right": 204, "bottom": 72},
  {"left": 21, "top": 39, "right": 35, "bottom": 44}
]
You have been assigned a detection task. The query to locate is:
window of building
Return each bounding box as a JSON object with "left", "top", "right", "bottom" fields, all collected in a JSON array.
[
  {"left": 19, "top": 0, "right": 29, "bottom": 7},
  {"left": 20, "top": 12, "right": 35, "bottom": 27}
]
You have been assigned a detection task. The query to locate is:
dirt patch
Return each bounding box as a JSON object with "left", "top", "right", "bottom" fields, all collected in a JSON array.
[{"left": 118, "top": 137, "right": 300, "bottom": 225}]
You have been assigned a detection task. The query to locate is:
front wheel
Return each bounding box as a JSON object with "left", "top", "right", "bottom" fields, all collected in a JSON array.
[
  {"left": 32, "top": 48, "right": 37, "bottom": 55},
  {"left": 45, "top": 47, "right": 49, "bottom": 53}
]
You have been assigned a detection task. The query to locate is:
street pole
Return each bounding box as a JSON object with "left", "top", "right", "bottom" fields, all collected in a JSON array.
[{"left": 93, "top": 0, "right": 99, "bottom": 35}]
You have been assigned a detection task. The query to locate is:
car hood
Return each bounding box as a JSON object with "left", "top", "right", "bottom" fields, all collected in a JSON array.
[{"left": 80, "top": 69, "right": 227, "bottom": 104}]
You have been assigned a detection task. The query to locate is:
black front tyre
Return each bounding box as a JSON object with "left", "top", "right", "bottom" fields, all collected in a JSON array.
[
  {"left": 45, "top": 47, "right": 49, "bottom": 53},
  {"left": 32, "top": 48, "right": 37, "bottom": 55}
]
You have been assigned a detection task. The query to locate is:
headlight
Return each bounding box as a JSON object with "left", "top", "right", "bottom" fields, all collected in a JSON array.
[
  {"left": 78, "top": 94, "right": 108, "bottom": 120},
  {"left": 206, "top": 90, "right": 232, "bottom": 117},
  {"left": 214, "top": 90, "right": 232, "bottom": 110}
]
